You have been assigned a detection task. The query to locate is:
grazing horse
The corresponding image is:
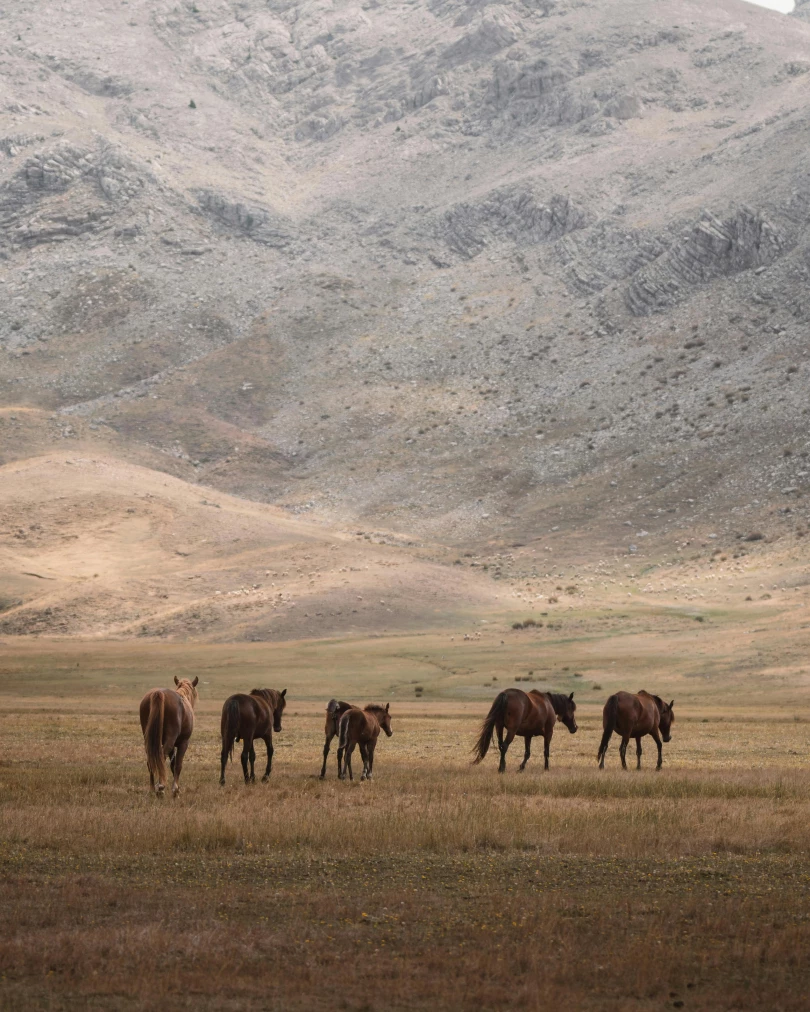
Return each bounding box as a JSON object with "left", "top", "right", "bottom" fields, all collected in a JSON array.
[
  {"left": 472, "top": 688, "right": 578, "bottom": 772},
  {"left": 597, "top": 690, "right": 674, "bottom": 771},
  {"left": 338, "top": 704, "right": 392, "bottom": 781},
  {"left": 320, "top": 698, "right": 354, "bottom": 778},
  {"left": 139, "top": 676, "right": 199, "bottom": 797},
  {"left": 219, "top": 687, "right": 287, "bottom": 785}
]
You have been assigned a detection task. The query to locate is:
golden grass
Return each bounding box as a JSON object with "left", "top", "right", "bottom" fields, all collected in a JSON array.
[{"left": 1, "top": 637, "right": 810, "bottom": 1009}]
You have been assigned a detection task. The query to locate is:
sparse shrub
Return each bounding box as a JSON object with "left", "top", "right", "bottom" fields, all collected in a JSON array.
[
  {"left": 189, "top": 99, "right": 197, "bottom": 109},
  {"left": 548, "top": 596, "right": 558, "bottom": 604}
]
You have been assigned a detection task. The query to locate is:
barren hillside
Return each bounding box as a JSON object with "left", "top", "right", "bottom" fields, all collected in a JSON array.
[{"left": 2, "top": 0, "right": 810, "bottom": 636}]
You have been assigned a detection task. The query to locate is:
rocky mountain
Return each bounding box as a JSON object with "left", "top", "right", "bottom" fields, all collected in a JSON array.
[{"left": 2, "top": 0, "right": 810, "bottom": 636}]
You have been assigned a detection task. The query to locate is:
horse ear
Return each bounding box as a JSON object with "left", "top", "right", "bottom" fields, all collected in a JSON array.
[
  {"left": 385, "top": 702, "right": 390, "bottom": 712},
  {"left": 281, "top": 688, "right": 287, "bottom": 698},
  {"left": 669, "top": 699, "right": 674, "bottom": 710},
  {"left": 569, "top": 692, "right": 574, "bottom": 701},
  {"left": 192, "top": 676, "right": 199, "bottom": 687},
  {"left": 174, "top": 675, "right": 179, "bottom": 686}
]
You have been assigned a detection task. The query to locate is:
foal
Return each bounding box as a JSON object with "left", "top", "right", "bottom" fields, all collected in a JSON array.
[
  {"left": 139, "top": 676, "right": 199, "bottom": 797},
  {"left": 597, "top": 690, "right": 674, "bottom": 770},
  {"left": 219, "top": 687, "right": 287, "bottom": 785},
  {"left": 338, "top": 704, "right": 392, "bottom": 781},
  {"left": 319, "top": 698, "right": 354, "bottom": 778}
]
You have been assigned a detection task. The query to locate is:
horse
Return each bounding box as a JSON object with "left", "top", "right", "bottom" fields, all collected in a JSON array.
[
  {"left": 320, "top": 698, "right": 354, "bottom": 778},
  {"left": 472, "top": 688, "right": 577, "bottom": 772},
  {"left": 597, "top": 690, "right": 674, "bottom": 771},
  {"left": 338, "top": 704, "right": 392, "bottom": 781},
  {"left": 219, "top": 687, "right": 287, "bottom": 786},
  {"left": 139, "top": 676, "right": 199, "bottom": 797}
]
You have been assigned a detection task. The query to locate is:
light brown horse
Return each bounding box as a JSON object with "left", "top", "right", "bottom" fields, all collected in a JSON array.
[
  {"left": 320, "top": 698, "right": 354, "bottom": 779},
  {"left": 139, "top": 676, "right": 199, "bottom": 797},
  {"left": 472, "top": 688, "right": 578, "bottom": 772},
  {"left": 338, "top": 704, "right": 392, "bottom": 781},
  {"left": 597, "top": 690, "right": 674, "bottom": 771},
  {"left": 219, "top": 687, "right": 287, "bottom": 785}
]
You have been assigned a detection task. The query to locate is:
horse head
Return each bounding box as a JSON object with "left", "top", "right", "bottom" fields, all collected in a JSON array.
[
  {"left": 174, "top": 675, "right": 199, "bottom": 707},
  {"left": 560, "top": 691, "right": 578, "bottom": 734},
  {"left": 274, "top": 688, "right": 287, "bottom": 733},
  {"left": 658, "top": 698, "right": 674, "bottom": 742},
  {"left": 377, "top": 703, "right": 393, "bottom": 737}
]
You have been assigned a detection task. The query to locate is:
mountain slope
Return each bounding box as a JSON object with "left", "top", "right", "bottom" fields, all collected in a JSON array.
[{"left": 2, "top": 0, "right": 809, "bottom": 573}]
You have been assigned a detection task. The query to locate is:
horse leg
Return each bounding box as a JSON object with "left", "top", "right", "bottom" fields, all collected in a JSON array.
[
  {"left": 518, "top": 736, "right": 532, "bottom": 772},
  {"left": 340, "top": 742, "right": 354, "bottom": 781},
  {"left": 498, "top": 729, "right": 515, "bottom": 773},
  {"left": 635, "top": 737, "right": 643, "bottom": 770},
  {"left": 240, "top": 736, "right": 253, "bottom": 784},
  {"left": 619, "top": 736, "right": 630, "bottom": 771},
  {"left": 219, "top": 737, "right": 232, "bottom": 787},
  {"left": 169, "top": 748, "right": 177, "bottom": 775},
  {"left": 651, "top": 729, "right": 664, "bottom": 771},
  {"left": 367, "top": 741, "right": 376, "bottom": 780},
  {"left": 171, "top": 739, "right": 189, "bottom": 798},
  {"left": 337, "top": 745, "right": 344, "bottom": 778},
  {"left": 320, "top": 732, "right": 332, "bottom": 779},
  {"left": 543, "top": 730, "right": 552, "bottom": 771},
  {"left": 359, "top": 742, "right": 369, "bottom": 781},
  {"left": 262, "top": 735, "right": 274, "bottom": 782}
]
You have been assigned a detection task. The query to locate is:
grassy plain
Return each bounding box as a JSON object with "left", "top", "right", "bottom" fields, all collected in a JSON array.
[{"left": 2, "top": 608, "right": 810, "bottom": 1010}]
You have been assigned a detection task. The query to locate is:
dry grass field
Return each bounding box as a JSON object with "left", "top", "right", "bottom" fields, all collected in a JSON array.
[{"left": 2, "top": 615, "right": 810, "bottom": 1011}]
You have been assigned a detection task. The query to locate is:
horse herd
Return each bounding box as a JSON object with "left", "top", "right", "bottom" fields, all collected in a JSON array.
[{"left": 138, "top": 678, "right": 674, "bottom": 796}]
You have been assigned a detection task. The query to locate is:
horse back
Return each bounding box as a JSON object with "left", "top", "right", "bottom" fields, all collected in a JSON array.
[
  {"left": 325, "top": 699, "right": 352, "bottom": 736},
  {"left": 141, "top": 688, "right": 191, "bottom": 744},
  {"left": 615, "top": 691, "right": 655, "bottom": 736},
  {"left": 517, "top": 689, "right": 553, "bottom": 734}
]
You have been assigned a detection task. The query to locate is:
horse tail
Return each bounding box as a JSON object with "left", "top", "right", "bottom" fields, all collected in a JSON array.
[
  {"left": 221, "top": 696, "right": 241, "bottom": 762},
  {"left": 597, "top": 694, "right": 619, "bottom": 763},
  {"left": 338, "top": 711, "right": 351, "bottom": 751},
  {"left": 472, "top": 691, "right": 508, "bottom": 764},
  {"left": 144, "top": 690, "right": 166, "bottom": 784}
]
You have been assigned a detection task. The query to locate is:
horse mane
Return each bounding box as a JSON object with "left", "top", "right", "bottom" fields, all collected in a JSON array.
[
  {"left": 252, "top": 687, "right": 281, "bottom": 710},
  {"left": 364, "top": 704, "right": 387, "bottom": 719},
  {"left": 545, "top": 691, "right": 574, "bottom": 713},
  {"left": 175, "top": 679, "right": 198, "bottom": 706},
  {"left": 639, "top": 690, "right": 666, "bottom": 712}
]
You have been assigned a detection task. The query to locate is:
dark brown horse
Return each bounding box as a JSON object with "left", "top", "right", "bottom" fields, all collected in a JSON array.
[
  {"left": 472, "top": 688, "right": 577, "bottom": 772},
  {"left": 338, "top": 704, "right": 392, "bottom": 781},
  {"left": 139, "top": 676, "right": 199, "bottom": 797},
  {"left": 320, "top": 698, "right": 354, "bottom": 779},
  {"left": 219, "top": 687, "right": 287, "bottom": 785},
  {"left": 597, "top": 690, "right": 674, "bottom": 771}
]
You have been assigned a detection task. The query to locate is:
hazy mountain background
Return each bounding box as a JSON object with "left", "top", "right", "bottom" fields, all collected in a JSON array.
[{"left": 2, "top": 0, "right": 810, "bottom": 638}]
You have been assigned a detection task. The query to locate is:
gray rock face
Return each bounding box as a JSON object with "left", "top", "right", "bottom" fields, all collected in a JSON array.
[
  {"left": 626, "top": 208, "right": 785, "bottom": 315},
  {"left": 439, "top": 188, "right": 587, "bottom": 259}
]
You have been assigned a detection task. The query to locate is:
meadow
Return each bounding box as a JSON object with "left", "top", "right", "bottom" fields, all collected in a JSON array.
[{"left": 1, "top": 615, "right": 809, "bottom": 1010}]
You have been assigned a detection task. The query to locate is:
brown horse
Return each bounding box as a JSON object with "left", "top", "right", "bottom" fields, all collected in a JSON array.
[
  {"left": 472, "top": 688, "right": 577, "bottom": 772},
  {"left": 597, "top": 690, "right": 674, "bottom": 771},
  {"left": 338, "top": 704, "right": 392, "bottom": 781},
  {"left": 219, "top": 687, "right": 287, "bottom": 785},
  {"left": 319, "top": 698, "right": 354, "bottom": 778},
  {"left": 139, "top": 676, "right": 199, "bottom": 797}
]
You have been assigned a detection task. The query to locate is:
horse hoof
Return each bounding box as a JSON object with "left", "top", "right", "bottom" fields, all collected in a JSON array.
[{"left": 261, "top": 776, "right": 269, "bottom": 783}]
